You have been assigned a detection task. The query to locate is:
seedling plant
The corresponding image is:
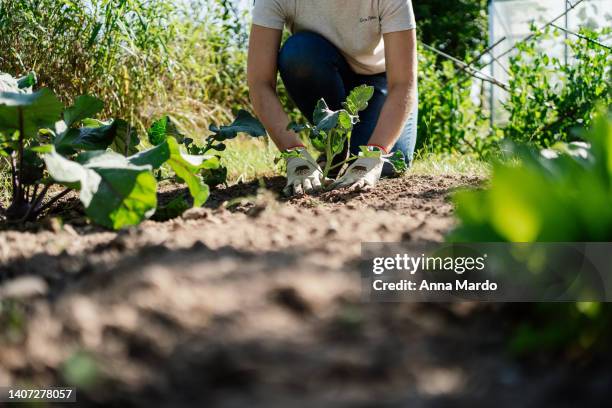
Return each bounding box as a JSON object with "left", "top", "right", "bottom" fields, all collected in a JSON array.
[{"left": 287, "top": 84, "right": 408, "bottom": 180}]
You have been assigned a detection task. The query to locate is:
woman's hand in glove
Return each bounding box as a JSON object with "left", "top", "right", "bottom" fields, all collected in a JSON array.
[
  {"left": 283, "top": 147, "right": 324, "bottom": 196},
  {"left": 330, "top": 146, "right": 386, "bottom": 191}
]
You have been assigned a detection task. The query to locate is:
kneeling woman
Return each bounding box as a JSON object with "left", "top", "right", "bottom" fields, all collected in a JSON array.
[{"left": 247, "top": 0, "right": 418, "bottom": 195}]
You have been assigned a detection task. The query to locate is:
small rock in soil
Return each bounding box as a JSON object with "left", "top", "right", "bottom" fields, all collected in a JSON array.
[{"left": 0, "top": 276, "right": 48, "bottom": 299}]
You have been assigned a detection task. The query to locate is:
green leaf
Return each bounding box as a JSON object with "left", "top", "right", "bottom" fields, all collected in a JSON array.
[
  {"left": 0, "top": 89, "right": 63, "bottom": 138},
  {"left": 129, "top": 137, "right": 219, "bottom": 207},
  {"left": 44, "top": 148, "right": 157, "bottom": 230},
  {"left": 311, "top": 130, "right": 327, "bottom": 152},
  {"left": 343, "top": 85, "right": 375, "bottom": 115},
  {"left": 109, "top": 119, "right": 140, "bottom": 156},
  {"left": 312, "top": 99, "right": 334, "bottom": 127},
  {"left": 17, "top": 72, "right": 37, "bottom": 90},
  {"left": 388, "top": 150, "right": 408, "bottom": 174},
  {"left": 43, "top": 148, "right": 102, "bottom": 202},
  {"left": 312, "top": 100, "right": 352, "bottom": 134},
  {"left": 63, "top": 95, "right": 104, "bottom": 128},
  {"left": 337, "top": 111, "right": 354, "bottom": 130},
  {"left": 148, "top": 116, "right": 184, "bottom": 146},
  {"left": 358, "top": 145, "right": 384, "bottom": 158},
  {"left": 209, "top": 110, "right": 266, "bottom": 141},
  {"left": 55, "top": 119, "right": 124, "bottom": 155},
  {"left": 287, "top": 122, "right": 310, "bottom": 133}
]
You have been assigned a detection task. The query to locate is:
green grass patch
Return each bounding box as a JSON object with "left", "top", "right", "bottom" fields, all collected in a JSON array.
[
  {"left": 219, "top": 137, "right": 279, "bottom": 183},
  {"left": 410, "top": 153, "right": 490, "bottom": 177}
]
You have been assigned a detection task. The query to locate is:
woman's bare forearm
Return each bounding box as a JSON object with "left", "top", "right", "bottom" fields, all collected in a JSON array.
[
  {"left": 368, "top": 29, "right": 417, "bottom": 152},
  {"left": 367, "top": 83, "right": 416, "bottom": 152},
  {"left": 249, "top": 82, "right": 302, "bottom": 151}
]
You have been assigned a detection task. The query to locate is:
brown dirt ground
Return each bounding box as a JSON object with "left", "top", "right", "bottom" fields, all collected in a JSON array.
[{"left": 0, "top": 175, "right": 610, "bottom": 407}]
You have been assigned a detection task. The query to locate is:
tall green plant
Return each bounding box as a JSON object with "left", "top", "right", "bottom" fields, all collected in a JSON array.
[
  {"left": 416, "top": 48, "right": 491, "bottom": 155},
  {"left": 0, "top": 0, "right": 175, "bottom": 123},
  {"left": 503, "top": 27, "right": 611, "bottom": 147}
]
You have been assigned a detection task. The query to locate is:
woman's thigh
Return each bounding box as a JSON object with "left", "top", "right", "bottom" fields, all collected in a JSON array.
[{"left": 277, "top": 31, "right": 351, "bottom": 121}]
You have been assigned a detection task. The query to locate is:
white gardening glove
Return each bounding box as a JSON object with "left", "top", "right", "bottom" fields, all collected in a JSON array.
[
  {"left": 283, "top": 148, "right": 324, "bottom": 196},
  {"left": 330, "top": 146, "right": 385, "bottom": 191}
]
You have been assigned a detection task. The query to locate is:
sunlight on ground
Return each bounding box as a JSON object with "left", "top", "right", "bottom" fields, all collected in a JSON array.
[
  {"left": 410, "top": 153, "right": 491, "bottom": 177},
  {"left": 221, "top": 138, "right": 491, "bottom": 184}
]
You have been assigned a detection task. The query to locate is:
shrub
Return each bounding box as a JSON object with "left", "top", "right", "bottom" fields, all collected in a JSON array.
[
  {"left": 502, "top": 27, "right": 612, "bottom": 147},
  {"left": 416, "top": 48, "right": 491, "bottom": 155}
]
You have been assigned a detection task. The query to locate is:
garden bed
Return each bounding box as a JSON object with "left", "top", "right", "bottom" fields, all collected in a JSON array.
[{"left": 1, "top": 174, "right": 610, "bottom": 407}]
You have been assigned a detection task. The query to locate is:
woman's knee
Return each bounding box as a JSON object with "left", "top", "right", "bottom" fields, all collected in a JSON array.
[{"left": 278, "top": 31, "right": 338, "bottom": 80}]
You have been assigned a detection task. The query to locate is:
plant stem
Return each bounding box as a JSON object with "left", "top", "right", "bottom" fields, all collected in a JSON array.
[
  {"left": 323, "top": 131, "right": 333, "bottom": 179},
  {"left": 17, "top": 107, "right": 25, "bottom": 201},
  {"left": 8, "top": 155, "right": 17, "bottom": 193},
  {"left": 29, "top": 183, "right": 40, "bottom": 205},
  {"left": 18, "top": 184, "right": 49, "bottom": 223},
  {"left": 328, "top": 156, "right": 357, "bottom": 172},
  {"left": 28, "top": 184, "right": 50, "bottom": 217},
  {"left": 34, "top": 188, "right": 71, "bottom": 218}
]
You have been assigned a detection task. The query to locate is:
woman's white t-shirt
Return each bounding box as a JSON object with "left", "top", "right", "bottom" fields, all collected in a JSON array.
[{"left": 252, "top": 0, "right": 416, "bottom": 75}]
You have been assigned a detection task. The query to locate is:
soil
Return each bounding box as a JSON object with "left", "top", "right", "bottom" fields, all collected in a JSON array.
[{"left": 0, "top": 175, "right": 610, "bottom": 407}]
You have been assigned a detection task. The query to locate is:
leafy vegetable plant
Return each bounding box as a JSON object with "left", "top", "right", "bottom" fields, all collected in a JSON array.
[
  {"left": 450, "top": 111, "right": 612, "bottom": 242},
  {"left": 288, "top": 85, "right": 408, "bottom": 179},
  {"left": 0, "top": 72, "right": 263, "bottom": 229},
  {"left": 185, "top": 109, "right": 266, "bottom": 187},
  {"left": 450, "top": 112, "right": 612, "bottom": 357}
]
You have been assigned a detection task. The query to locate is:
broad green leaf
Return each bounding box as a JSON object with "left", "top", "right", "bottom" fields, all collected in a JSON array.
[
  {"left": 312, "top": 99, "right": 352, "bottom": 133},
  {"left": 313, "top": 99, "right": 333, "bottom": 127},
  {"left": 0, "top": 89, "right": 63, "bottom": 138},
  {"left": 43, "top": 149, "right": 101, "bottom": 204},
  {"left": 109, "top": 119, "right": 140, "bottom": 156},
  {"left": 337, "top": 111, "right": 354, "bottom": 130},
  {"left": 148, "top": 116, "right": 184, "bottom": 146},
  {"left": 86, "top": 167, "right": 157, "bottom": 230},
  {"left": 79, "top": 119, "right": 139, "bottom": 156},
  {"left": 209, "top": 110, "right": 266, "bottom": 141},
  {"left": 311, "top": 131, "right": 327, "bottom": 152},
  {"left": 44, "top": 148, "right": 157, "bottom": 230},
  {"left": 343, "top": 85, "right": 375, "bottom": 115},
  {"left": 129, "top": 137, "right": 219, "bottom": 207},
  {"left": 55, "top": 119, "right": 122, "bottom": 155},
  {"left": 64, "top": 95, "right": 104, "bottom": 127},
  {"left": 330, "top": 130, "right": 346, "bottom": 156}
]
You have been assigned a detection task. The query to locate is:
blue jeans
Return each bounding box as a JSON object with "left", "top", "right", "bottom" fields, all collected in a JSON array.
[{"left": 278, "top": 31, "right": 418, "bottom": 168}]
